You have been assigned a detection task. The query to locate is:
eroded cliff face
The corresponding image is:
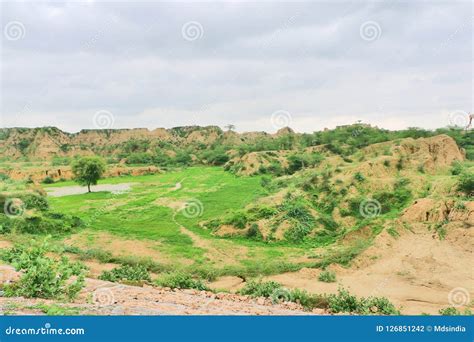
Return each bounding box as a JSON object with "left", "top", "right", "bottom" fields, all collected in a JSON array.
[{"left": 0, "top": 126, "right": 276, "bottom": 161}]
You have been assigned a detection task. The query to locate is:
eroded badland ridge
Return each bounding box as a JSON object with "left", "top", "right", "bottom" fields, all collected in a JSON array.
[{"left": 0, "top": 124, "right": 472, "bottom": 315}]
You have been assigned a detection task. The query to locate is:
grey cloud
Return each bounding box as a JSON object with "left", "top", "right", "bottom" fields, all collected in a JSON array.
[{"left": 0, "top": 0, "right": 471, "bottom": 132}]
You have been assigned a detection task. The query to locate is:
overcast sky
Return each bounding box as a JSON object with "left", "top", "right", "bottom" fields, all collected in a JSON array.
[{"left": 0, "top": 0, "right": 472, "bottom": 133}]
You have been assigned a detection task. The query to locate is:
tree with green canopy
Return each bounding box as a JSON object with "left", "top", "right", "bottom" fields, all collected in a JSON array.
[{"left": 71, "top": 157, "right": 106, "bottom": 193}]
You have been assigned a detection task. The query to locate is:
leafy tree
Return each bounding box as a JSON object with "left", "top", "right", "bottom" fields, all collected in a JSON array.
[
  {"left": 153, "top": 150, "right": 172, "bottom": 166},
  {"left": 224, "top": 124, "right": 236, "bottom": 131},
  {"left": 457, "top": 171, "right": 474, "bottom": 197},
  {"left": 174, "top": 151, "right": 192, "bottom": 166},
  {"left": 201, "top": 147, "right": 229, "bottom": 165},
  {"left": 71, "top": 157, "right": 106, "bottom": 192}
]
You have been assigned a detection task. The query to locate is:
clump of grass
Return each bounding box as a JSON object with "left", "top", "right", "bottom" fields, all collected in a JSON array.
[
  {"left": 63, "top": 246, "right": 171, "bottom": 273},
  {"left": 155, "top": 271, "right": 208, "bottom": 291},
  {"left": 432, "top": 220, "right": 448, "bottom": 240},
  {"left": 457, "top": 171, "right": 474, "bottom": 197},
  {"left": 289, "top": 288, "right": 329, "bottom": 311},
  {"left": 386, "top": 227, "right": 400, "bottom": 238},
  {"left": 239, "top": 280, "right": 282, "bottom": 298},
  {"left": 99, "top": 264, "right": 151, "bottom": 284},
  {"left": 315, "top": 239, "right": 371, "bottom": 268},
  {"left": 29, "top": 303, "right": 82, "bottom": 316},
  {"left": 279, "top": 194, "right": 316, "bottom": 243},
  {"left": 353, "top": 172, "right": 365, "bottom": 182},
  {"left": 439, "top": 307, "right": 473, "bottom": 316},
  {"left": 318, "top": 270, "right": 336, "bottom": 283}
]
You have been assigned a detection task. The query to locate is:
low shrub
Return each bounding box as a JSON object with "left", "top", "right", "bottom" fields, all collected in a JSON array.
[
  {"left": 439, "top": 307, "right": 472, "bottom": 316},
  {"left": 224, "top": 211, "right": 249, "bottom": 229},
  {"left": 0, "top": 192, "right": 49, "bottom": 212},
  {"left": 457, "top": 171, "right": 474, "bottom": 197},
  {"left": 327, "top": 288, "right": 399, "bottom": 315},
  {"left": 284, "top": 221, "right": 313, "bottom": 243},
  {"left": 239, "top": 280, "right": 282, "bottom": 298},
  {"left": 451, "top": 161, "right": 465, "bottom": 175},
  {"left": 288, "top": 288, "right": 328, "bottom": 311},
  {"left": 246, "top": 223, "right": 262, "bottom": 239},
  {"left": 155, "top": 272, "right": 208, "bottom": 291},
  {"left": 1, "top": 240, "right": 86, "bottom": 300},
  {"left": 99, "top": 264, "right": 151, "bottom": 283},
  {"left": 42, "top": 176, "right": 55, "bottom": 184},
  {"left": 353, "top": 172, "right": 365, "bottom": 182},
  {"left": 6, "top": 214, "right": 83, "bottom": 235},
  {"left": 318, "top": 270, "right": 336, "bottom": 283}
]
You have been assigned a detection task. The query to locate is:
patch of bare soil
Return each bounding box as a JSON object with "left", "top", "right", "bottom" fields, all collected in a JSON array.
[
  {"left": 64, "top": 231, "right": 193, "bottom": 266},
  {"left": 178, "top": 226, "right": 248, "bottom": 265},
  {"left": 154, "top": 197, "right": 186, "bottom": 211},
  {"left": 208, "top": 276, "right": 245, "bottom": 292},
  {"left": 65, "top": 255, "right": 118, "bottom": 278},
  {"left": 0, "top": 240, "right": 13, "bottom": 249},
  {"left": 402, "top": 199, "right": 474, "bottom": 225},
  {"left": 265, "top": 223, "right": 474, "bottom": 314}
]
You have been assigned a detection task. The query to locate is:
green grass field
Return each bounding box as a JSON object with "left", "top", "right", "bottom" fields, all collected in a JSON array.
[{"left": 47, "top": 167, "right": 312, "bottom": 277}]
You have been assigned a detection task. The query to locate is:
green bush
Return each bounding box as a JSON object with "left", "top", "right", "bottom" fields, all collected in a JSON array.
[
  {"left": 240, "top": 280, "right": 328, "bottom": 311},
  {"left": 396, "top": 158, "right": 404, "bottom": 171},
  {"left": 7, "top": 213, "right": 83, "bottom": 235},
  {"left": 457, "top": 171, "right": 474, "bottom": 196},
  {"left": 23, "top": 193, "right": 49, "bottom": 211},
  {"left": 42, "top": 176, "right": 55, "bottom": 184},
  {"left": 353, "top": 172, "right": 365, "bottom": 182},
  {"left": 239, "top": 280, "right": 282, "bottom": 298},
  {"left": 327, "top": 288, "right": 399, "bottom": 315},
  {"left": 246, "top": 223, "right": 262, "bottom": 239},
  {"left": 439, "top": 307, "right": 472, "bottom": 315},
  {"left": 99, "top": 264, "right": 151, "bottom": 283},
  {"left": 0, "top": 192, "right": 49, "bottom": 212},
  {"left": 279, "top": 195, "right": 316, "bottom": 243},
  {"left": 287, "top": 153, "right": 324, "bottom": 174},
  {"left": 174, "top": 151, "right": 192, "bottom": 166},
  {"left": 202, "top": 148, "right": 229, "bottom": 166},
  {"left": 279, "top": 195, "right": 314, "bottom": 223},
  {"left": 284, "top": 221, "right": 312, "bottom": 243},
  {"left": 288, "top": 288, "right": 328, "bottom": 311},
  {"left": 260, "top": 176, "right": 272, "bottom": 189},
  {"left": 1, "top": 240, "right": 86, "bottom": 300},
  {"left": 451, "top": 161, "right": 465, "bottom": 175},
  {"left": 250, "top": 205, "right": 277, "bottom": 219},
  {"left": 225, "top": 211, "right": 249, "bottom": 229},
  {"left": 318, "top": 270, "right": 336, "bottom": 283},
  {"left": 125, "top": 152, "right": 154, "bottom": 165},
  {"left": 155, "top": 272, "right": 208, "bottom": 290}
]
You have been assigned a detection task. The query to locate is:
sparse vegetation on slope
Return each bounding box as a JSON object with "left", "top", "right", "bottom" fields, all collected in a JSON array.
[{"left": 0, "top": 125, "right": 472, "bottom": 315}]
